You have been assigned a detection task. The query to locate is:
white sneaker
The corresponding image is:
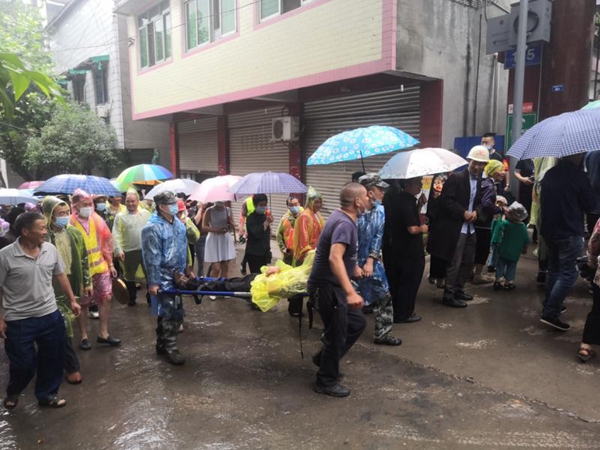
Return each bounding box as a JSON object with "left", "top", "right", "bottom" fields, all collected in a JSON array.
[{"left": 88, "top": 310, "right": 100, "bottom": 319}]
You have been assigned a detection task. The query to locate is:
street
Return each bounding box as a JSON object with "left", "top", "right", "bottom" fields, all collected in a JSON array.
[{"left": 1, "top": 244, "right": 600, "bottom": 450}]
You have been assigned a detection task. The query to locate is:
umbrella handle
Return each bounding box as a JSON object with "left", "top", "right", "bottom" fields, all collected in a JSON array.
[{"left": 359, "top": 149, "right": 366, "bottom": 173}]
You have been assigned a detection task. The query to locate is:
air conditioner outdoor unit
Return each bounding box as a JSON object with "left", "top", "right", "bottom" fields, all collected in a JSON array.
[
  {"left": 96, "top": 104, "right": 110, "bottom": 118},
  {"left": 271, "top": 116, "right": 299, "bottom": 142}
]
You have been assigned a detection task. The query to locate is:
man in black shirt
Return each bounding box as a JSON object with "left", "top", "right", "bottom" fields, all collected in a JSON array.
[
  {"left": 482, "top": 133, "right": 504, "bottom": 163},
  {"left": 540, "top": 154, "right": 596, "bottom": 331}
]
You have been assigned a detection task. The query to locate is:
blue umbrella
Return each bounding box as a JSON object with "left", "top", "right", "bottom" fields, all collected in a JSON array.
[
  {"left": 307, "top": 126, "right": 419, "bottom": 171},
  {"left": 228, "top": 172, "right": 308, "bottom": 195},
  {"left": 507, "top": 109, "right": 600, "bottom": 160},
  {"left": 34, "top": 174, "right": 122, "bottom": 196}
]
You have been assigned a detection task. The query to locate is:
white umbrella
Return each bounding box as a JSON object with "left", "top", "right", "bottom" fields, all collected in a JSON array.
[
  {"left": 379, "top": 148, "right": 467, "bottom": 179},
  {"left": 188, "top": 175, "right": 242, "bottom": 203},
  {"left": 144, "top": 179, "right": 201, "bottom": 200},
  {"left": 0, "top": 188, "right": 39, "bottom": 206}
]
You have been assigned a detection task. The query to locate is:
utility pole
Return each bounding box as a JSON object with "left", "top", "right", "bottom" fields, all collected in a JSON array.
[{"left": 510, "top": 0, "right": 529, "bottom": 200}]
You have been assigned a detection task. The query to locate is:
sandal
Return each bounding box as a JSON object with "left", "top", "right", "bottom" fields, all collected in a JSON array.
[
  {"left": 3, "top": 395, "right": 18, "bottom": 410},
  {"left": 578, "top": 346, "right": 595, "bottom": 363},
  {"left": 38, "top": 396, "right": 66, "bottom": 408}
]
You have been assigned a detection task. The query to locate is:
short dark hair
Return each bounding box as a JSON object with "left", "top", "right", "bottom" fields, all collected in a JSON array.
[
  {"left": 340, "top": 182, "right": 366, "bottom": 208},
  {"left": 253, "top": 194, "right": 268, "bottom": 206},
  {"left": 482, "top": 132, "right": 496, "bottom": 139},
  {"left": 14, "top": 212, "right": 45, "bottom": 237},
  {"left": 351, "top": 171, "right": 366, "bottom": 182},
  {"left": 286, "top": 196, "right": 299, "bottom": 206},
  {"left": 6, "top": 206, "right": 25, "bottom": 227}
]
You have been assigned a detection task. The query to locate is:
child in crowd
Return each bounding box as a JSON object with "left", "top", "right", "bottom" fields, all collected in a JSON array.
[
  {"left": 491, "top": 202, "right": 529, "bottom": 290},
  {"left": 488, "top": 195, "right": 508, "bottom": 273}
]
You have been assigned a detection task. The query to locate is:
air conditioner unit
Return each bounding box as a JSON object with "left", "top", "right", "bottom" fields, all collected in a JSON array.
[
  {"left": 96, "top": 104, "right": 110, "bottom": 118},
  {"left": 271, "top": 116, "right": 299, "bottom": 142}
]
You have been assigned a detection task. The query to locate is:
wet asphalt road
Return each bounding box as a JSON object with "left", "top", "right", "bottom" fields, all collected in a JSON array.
[{"left": 1, "top": 244, "right": 600, "bottom": 449}]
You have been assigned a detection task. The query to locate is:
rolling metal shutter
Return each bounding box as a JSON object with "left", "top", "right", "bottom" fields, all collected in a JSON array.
[
  {"left": 178, "top": 117, "right": 219, "bottom": 179},
  {"left": 304, "top": 85, "right": 421, "bottom": 217},
  {"left": 228, "top": 108, "right": 290, "bottom": 232}
]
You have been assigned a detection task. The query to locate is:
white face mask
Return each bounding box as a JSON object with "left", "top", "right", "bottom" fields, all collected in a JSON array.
[{"left": 78, "top": 206, "right": 93, "bottom": 218}]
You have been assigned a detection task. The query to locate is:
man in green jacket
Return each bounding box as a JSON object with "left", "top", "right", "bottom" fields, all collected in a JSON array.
[{"left": 42, "top": 196, "right": 92, "bottom": 385}]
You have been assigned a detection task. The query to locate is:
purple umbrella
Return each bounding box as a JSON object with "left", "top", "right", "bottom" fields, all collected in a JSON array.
[{"left": 228, "top": 172, "right": 307, "bottom": 195}]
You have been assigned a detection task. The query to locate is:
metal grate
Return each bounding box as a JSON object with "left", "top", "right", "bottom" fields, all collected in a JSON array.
[{"left": 447, "top": 0, "right": 498, "bottom": 9}]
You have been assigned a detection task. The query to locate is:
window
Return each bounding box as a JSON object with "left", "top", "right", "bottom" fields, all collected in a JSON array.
[
  {"left": 185, "top": 0, "right": 236, "bottom": 51},
  {"left": 138, "top": 1, "right": 171, "bottom": 68},
  {"left": 260, "top": 0, "right": 306, "bottom": 21},
  {"left": 72, "top": 77, "right": 86, "bottom": 103},
  {"left": 93, "top": 62, "right": 109, "bottom": 105}
]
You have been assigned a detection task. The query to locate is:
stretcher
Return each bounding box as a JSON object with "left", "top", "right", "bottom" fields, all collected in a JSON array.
[{"left": 160, "top": 277, "right": 254, "bottom": 304}]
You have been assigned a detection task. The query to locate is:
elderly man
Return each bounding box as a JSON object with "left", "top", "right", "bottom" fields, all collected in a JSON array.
[
  {"left": 142, "top": 191, "right": 189, "bottom": 365},
  {"left": 428, "top": 146, "right": 487, "bottom": 308},
  {"left": 0, "top": 212, "right": 81, "bottom": 409},
  {"left": 70, "top": 189, "right": 120, "bottom": 350},
  {"left": 43, "top": 196, "right": 92, "bottom": 385},
  {"left": 113, "top": 189, "right": 151, "bottom": 306},
  {"left": 309, "top": 183, "right": 368, "bottom": 398}
]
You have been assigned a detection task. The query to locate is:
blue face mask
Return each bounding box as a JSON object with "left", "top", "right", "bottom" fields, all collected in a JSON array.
[
  {"left": 168, "top": 203, "right": 179, "bottom": 216},
  {"left": 255, "top": 206, "right": 267, "bottom": 215},
  {"left": 95, "top": 203, "right": 107, "bottom": 212},
  {"left": 289, "top": 206, "right": 300, "bottom": 215},
  {"left": 54, "top": 216, "right": 70, "bottom": 228},
  {"left": 371, "top": 199, "right": 382, "bottom": 208}
]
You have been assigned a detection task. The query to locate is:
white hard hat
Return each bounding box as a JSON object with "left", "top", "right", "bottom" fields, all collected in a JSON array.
[{"left": 467, "top": 145, "right": 490, "bottom": 163}]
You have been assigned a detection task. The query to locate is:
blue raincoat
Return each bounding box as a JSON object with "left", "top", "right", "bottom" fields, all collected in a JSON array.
[
  {"left": 356, "top": 204, "right": 389, "bottom": 305},
  {"left": 141, "top": 212, "right": 187, "bottom": 319}
]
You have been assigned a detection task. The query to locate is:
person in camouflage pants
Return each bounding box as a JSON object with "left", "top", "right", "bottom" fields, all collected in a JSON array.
[{"left": 356, "top": 175, "right": 402, "bottom": 346}]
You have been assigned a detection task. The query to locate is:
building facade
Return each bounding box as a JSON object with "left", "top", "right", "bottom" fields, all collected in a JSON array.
[
  {"left": 46, "top": 0, "right": 170, "bottom": 173},
  {"left": 116, "top": 0, "right": 510, "bottom": 218}
]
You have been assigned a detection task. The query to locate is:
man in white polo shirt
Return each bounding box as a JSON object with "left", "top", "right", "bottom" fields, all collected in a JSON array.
[{"left": 0, "top": 212, "right": 81, "bottom": 410}]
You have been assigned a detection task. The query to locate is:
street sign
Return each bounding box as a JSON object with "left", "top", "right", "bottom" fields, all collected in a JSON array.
[
  {"left": 552, "top": 85, "right": 565, "bottom": 92},
  {"left": 508, "top": 102, "right": 534, "bottom": 114},
  {"left": 506, "top": 113, "right": 537, "bottom": 149},
  {"left": 486, "top": 13, "right": 513, "bottom": 54},
  {"left": 509, "top": 0, "right": 553, "bottom": 47},
  {"left": 504, "top": 44, "right": 542, "bottom": 70}
]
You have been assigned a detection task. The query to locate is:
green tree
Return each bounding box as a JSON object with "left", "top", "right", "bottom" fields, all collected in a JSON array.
[{"left": 26, "top": 101, "right": 118, "bottom": 176}]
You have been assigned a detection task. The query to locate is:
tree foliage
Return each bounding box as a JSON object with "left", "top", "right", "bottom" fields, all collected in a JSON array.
[{"left": 26, "top": 101, "right": 118, "bottom": 176}]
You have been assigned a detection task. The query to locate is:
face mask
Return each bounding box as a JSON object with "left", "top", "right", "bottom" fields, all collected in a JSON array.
[
  {"left": 78, "top": 206, "right": 93, "bottom": 218},
  {"left": 371, "top": 199, "right": 382, "bottom": 208},
  {"left": 95, "top": 203, "right": 107, "bottom": 212},
  {"left": 215, "top": 201, "right": 224, "bottom": 208},
  {"left": 167, "top": 204, "right": 179, "bottom": 216},
  {"left": 289, "top": 206, "right": 300, "bottom": 215},
  {"left": 54, "top": 217, "right": 70, "bottom": 228},
  {"left": 255, "top": 206, "right": 267, "bottom": 215},
  {"left": 484, "top": 144, "right": 493, "bottom": 151}
]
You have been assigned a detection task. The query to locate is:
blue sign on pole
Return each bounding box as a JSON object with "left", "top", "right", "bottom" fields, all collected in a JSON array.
[
  {"left": 552, "top": 85, "right": 565, "bottom": 92},
  {"left": 504, "top": 44, "right": 542, "bottom": 70}
]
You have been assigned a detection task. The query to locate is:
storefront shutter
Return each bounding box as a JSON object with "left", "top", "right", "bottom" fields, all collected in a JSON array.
[
  {"left": 304, "top": 85, "right": 421, "bottom": 217},
  {"left": 178, "top": 117, "right": 219, "bottom": 179}
]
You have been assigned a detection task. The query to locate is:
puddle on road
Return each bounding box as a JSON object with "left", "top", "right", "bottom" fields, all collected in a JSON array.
[{"left": 456, "top": 339, "right": 496, "bottom": 349}]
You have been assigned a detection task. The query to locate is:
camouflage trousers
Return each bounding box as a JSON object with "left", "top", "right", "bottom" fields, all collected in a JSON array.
[
  {"left": 373, "top": 293, "right": 393, "bottom": 339},
  {"left": 156, "top": 317, "right": 182, "bottom": 353}
]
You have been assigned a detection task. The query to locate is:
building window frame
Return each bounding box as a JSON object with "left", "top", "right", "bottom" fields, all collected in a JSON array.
[
  {"left": 93, "top": 62, "right": 109, "bottom": 105},
  {"left": 259, "top": 0, "right": 313, "bottom": 22},
  {"left": 184, "top": 0, "right": 237, "bottom": 52},
  {"left": 71, "top": 76, "right": 86, "bottom": 103},
  {"left": 138, "top": 1, "right": 172, "bottom": 69}
]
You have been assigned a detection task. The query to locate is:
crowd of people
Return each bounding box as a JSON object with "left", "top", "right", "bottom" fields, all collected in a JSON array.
[{"left": 1, "top": 133, "right": 599, "bottom": 406}]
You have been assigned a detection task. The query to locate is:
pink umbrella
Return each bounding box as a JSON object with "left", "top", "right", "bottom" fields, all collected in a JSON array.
[
  {"left": 19, "top": 181, "right": 45, "bottom": 189},
  {"left": 189, "top": 175, "right": 241, "bottom": 203}
]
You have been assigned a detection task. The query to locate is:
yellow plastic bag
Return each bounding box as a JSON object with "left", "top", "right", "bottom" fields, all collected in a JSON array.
[{"left": 251, "top": 251, "right": 315, "bottom": 312}]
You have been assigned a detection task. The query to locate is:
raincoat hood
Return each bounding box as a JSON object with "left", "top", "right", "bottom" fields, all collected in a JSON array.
[
  {"left": 42, "top": 196, "right": 68, "bottom": 226},
  {"left": 72, "top": 188, "right": 93, "bottom": 218},
  {"left": 305, "top": 186, "right": 322, "bottom": 210}
]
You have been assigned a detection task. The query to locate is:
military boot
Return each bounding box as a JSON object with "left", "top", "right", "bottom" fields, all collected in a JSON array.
[
  {"left": 163, "top": 319, "right": 186, "bottom": 366},
  {"left": 156, "top": 317, "right": 167, "bottom": 355}
]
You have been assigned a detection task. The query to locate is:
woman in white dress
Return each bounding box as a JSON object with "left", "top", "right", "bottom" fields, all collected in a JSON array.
[{"left": 202, "top": 201, "right": 237, "bottom": 278}]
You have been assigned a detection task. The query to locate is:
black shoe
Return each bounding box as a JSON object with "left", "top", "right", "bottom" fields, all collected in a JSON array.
[
  {"left": 79, "top": 338, "right": 92, "bottom": 351},
  {"left": 540, "top": 316, "right": 570, "bottom": 331},
  {"left": 312, "top": 382, "right": 350, "bottom": 398},
  {"left": 240, "top": 264, "right": 247, "bottom": 276},
  {"left": 96, "top": 336, "right": 121, "bottom": 346},
  {"left": 493, "top": 281, "right": 503, "bottom": 290},
  {"left": 156, "top": 345, "right": 167, "bottom": 355},
  {"left": 487, "top": 265, "right": 495, "bottom": 273},
  {"left": 455, "top": 290, "right": 473, "bottom": 301},
  {"left": 166, "top": 350, "right": 186, "bottom": 365},
  {"left": 394, "top": 313, "right": 421, "bottom": 324},
  {"left": 373, "top": 334, "right": 402, "bottom": 346},
  {"left": 536, "top": 270, "right": 547, "bottom": 284},
  {"left": 560, "top": 305, "right": 567, "bottom": 314},
  {"left": 127, "top": 299, "right": 136, "bottom": 307},
  {"left": 288, "top": 311, "right": 304, "bottom": 318},
  {"left": 442, "top": 298, "right": 467, "bottom": 308},
  {"left": 362, "top": 304, "right": 374, "bottom": 315}
]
